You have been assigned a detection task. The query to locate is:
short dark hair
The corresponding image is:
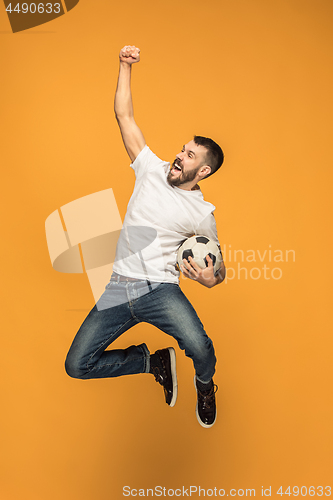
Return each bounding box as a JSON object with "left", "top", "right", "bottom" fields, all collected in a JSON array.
[{"left": 193, "top": 135, "right": 224, "bottom": 178}]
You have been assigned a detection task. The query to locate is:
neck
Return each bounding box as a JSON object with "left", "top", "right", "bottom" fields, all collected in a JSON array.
[{"left": 177, "top": 179, "right": 200, "bottom": 191}]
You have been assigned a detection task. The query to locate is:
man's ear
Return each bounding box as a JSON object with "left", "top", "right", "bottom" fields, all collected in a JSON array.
[{"left": 198, "top": 165, "right": 211, "bottom": 179}]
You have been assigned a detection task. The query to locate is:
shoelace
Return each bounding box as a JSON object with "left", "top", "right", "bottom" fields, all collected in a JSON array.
[
  {"left": 152, "top": 366, "right": 164, "bottom": 384},
  {"left": 197, "top": 384, "right": 218, "bottom": 409},
  {"left": 152, "top": 353, "right": 167, "bottom": 384}
]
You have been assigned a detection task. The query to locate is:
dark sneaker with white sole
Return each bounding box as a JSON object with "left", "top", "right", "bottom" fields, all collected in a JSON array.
[
  {"left": 194, "top": 376, "right": 218, "bottom": 428},
  {"left": 151, "top": 347, "right": 177, "bottom": 407}
]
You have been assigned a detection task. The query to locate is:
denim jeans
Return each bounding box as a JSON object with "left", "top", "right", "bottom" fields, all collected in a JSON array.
[{"left": 65, "top": 275, "right": 216, "bottom": 384}]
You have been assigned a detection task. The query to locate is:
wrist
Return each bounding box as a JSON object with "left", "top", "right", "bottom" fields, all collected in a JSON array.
[
  {"left": 211, "top": 274, "right": 220, "bottom": 288},
  {"left": 198, "top": 274, "right": 217, "bottom": 288},
  {"left": 215, "top": 267, "right": 225, "bottom": 284},
  {"left": 119, "top": 60, "right": 132, "bottom": 69}
]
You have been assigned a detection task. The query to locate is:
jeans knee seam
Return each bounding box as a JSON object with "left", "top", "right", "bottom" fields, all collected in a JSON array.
[{"left": 86, "top": 317, "right": 137, "bottom": 370}]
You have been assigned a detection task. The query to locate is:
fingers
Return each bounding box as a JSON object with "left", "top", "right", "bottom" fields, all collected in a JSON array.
[
  {"left": 181, "top": 257, "right": 199, "bottom": 280},
  {"left": 187, "top": 255, "right": 213, "bottom": 270},
  {"left": 120, "top": 45, "right": 140, "bottom": 61},
  {"left": 181, "top": 255, "right": 216, "bottom": 287},
  {"left": 188, "top": 256, "right": 200, "bottom": 271},
  {"left": 205, "top": 254, "right": 213, "bottom": 267},
  {"left": 180, "top": 263, "right": 196, "bottom": 280},
  {"left": 181, "top": 255, "right": 214, "bottom": 280}
]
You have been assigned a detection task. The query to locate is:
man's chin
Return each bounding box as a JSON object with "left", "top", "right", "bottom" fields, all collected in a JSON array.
[{"left": 167, "top": 172, "right": 182, "bottom": 187}]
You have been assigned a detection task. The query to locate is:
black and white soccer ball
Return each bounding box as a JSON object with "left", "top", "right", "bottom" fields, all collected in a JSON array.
[{"left": 177, "top": 235, "right": 222, "bottom": 274}]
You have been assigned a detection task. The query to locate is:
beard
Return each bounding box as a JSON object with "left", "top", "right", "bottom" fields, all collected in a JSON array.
[{"left": 167, "top": 159, "right": 200, "bottom": 187}]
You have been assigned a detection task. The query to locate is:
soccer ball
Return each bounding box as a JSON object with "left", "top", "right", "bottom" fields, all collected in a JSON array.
[{"left": 177, "top": 235, "right": 222, "bottom": 275}]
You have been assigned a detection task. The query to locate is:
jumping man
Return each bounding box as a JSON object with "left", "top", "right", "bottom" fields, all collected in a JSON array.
[{"left": 65, "top": 45, "right": 226, "bottom": 428}]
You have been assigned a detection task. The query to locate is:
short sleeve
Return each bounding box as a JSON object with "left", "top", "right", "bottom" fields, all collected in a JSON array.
[
  {"left": 130, "top": 145, "right": 169, "bottom": 178},
  {"left": 195, "top": 212, "right": 220, "bottom": 247}
]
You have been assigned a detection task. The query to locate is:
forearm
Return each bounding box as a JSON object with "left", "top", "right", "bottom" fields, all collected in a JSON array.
[
  {"left": 114, "top": 46, "right": 145, "bottom": 162},
  {"left": 114, "top": 62, "right": 134, "bottom": 120}
]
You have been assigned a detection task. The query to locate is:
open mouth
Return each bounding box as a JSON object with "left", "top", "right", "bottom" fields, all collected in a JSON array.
[{"left": 171, "top": 159, "right": 182, "bottom": 173}]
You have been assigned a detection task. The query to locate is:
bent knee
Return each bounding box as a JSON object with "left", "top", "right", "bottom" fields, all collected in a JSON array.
[
  {"left": 65, "top": 354, "right": 87, "bottom": 379},
  {"left": 186, "top": 336, "right": 215, "bottom": 359}
]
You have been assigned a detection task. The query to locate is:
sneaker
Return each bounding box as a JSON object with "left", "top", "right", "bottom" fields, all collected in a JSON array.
[
  {"left": 151, "top": 348, "right": 177, "bottom": 407},
  {"left": 194, "top": 376, "right": 218, "bottom": 428}
]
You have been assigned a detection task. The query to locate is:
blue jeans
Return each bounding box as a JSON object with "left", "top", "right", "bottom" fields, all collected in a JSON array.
[{"left": 65, "top": 276, "right": 216, "bottom": 384}]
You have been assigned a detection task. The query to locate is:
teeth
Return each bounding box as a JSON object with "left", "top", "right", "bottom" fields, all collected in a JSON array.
[{"left": 171, "top": 160, "right": 182, "bottom": 173}]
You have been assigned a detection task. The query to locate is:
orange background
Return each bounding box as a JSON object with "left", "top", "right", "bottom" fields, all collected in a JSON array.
[{"left": 1, "top": 0, "right": 333, "bottom": 498}]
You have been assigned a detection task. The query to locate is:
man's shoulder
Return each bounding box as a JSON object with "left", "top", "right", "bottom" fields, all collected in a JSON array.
[{"left": 130, "top": 145, "right": 169, "bottom": 178}]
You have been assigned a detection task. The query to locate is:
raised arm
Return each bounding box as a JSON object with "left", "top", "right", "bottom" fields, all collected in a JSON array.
[{"left": 114, "top": 45, "right": 146, "bottom": 162}]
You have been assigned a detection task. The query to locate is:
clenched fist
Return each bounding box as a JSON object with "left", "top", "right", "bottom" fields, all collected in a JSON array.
[{"left": 119, "top": 45, "right": 140, "bottom": 65}]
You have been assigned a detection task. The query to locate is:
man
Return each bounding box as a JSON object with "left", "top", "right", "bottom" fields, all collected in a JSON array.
[{"left": 65, "top": 45, "right": 226, "bottom": 428}]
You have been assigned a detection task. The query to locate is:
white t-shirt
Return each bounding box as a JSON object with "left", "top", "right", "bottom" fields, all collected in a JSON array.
[{"left": 112, "top": 145, "right": 220, "bottom": 283}]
